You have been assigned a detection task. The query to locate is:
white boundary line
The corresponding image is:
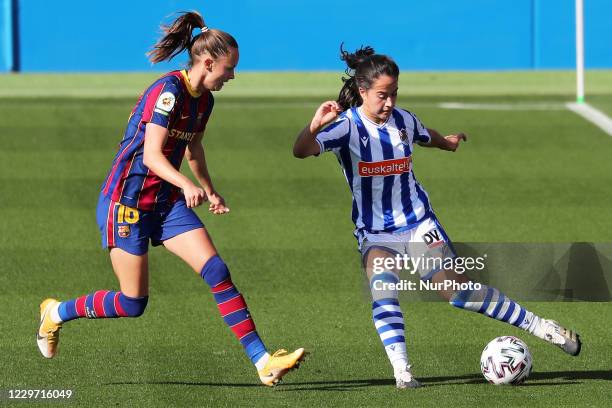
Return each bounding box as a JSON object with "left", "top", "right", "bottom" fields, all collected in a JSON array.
[
  {"left": 438, "top": 102, "right": 566, "bottom": 111},
  {"left": 2, "top": 90, "right": 611, "bottom": 137},
  {"left": 566, "top": 102, "right": 612, "bottom": 136}
]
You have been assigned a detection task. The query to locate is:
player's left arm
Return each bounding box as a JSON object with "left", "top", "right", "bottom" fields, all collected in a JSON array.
[
  {"left": 185, "top": 133, "right": 230, "bottom": 215},
  {"left": 420, "top": 128, "right": 467, "bottom": 152}
]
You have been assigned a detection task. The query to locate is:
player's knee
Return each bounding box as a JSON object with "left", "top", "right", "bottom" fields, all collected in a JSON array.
[
  {"left": 120, "top": 294, "right": 149, "bottom": 317},
  {"left": 200, "top": 255, "right": 231, "bottom": 288},
  {"left": 370, "top": 271, "right": 399, "bottom": 302}
]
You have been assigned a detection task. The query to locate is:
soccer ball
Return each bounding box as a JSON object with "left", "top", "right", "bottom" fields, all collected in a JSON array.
[{"left": 480, "top": 336, "right": 532, "bottom": 385}]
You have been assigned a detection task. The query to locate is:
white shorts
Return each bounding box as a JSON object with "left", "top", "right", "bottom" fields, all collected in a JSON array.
[{"left": 358, "top": 216, "right": 456, "bottom": 281}]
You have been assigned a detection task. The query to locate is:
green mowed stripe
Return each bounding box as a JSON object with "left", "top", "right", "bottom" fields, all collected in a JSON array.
[
  {"left": 1, "top": 70, "right": 612, "bottom": 97},
  {"left": 1, "top": 174, "right": 610, "bottom": 211},
  {"left": 1, "top": 81, "right": 611, "bottom": 406}
]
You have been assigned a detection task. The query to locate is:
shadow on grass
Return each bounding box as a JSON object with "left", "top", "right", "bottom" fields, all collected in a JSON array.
[
  {"left": 278, "top": 370, "right": 610, "bottom": 391},
  {"left": 106, "top": 370, "right": 611, "bottom": 391},
  {"left": 416, "top": 370, "right": 611, "bottom": 387},
  {"left": 106, "top": 381, "right": 260, "bottom": 388}
]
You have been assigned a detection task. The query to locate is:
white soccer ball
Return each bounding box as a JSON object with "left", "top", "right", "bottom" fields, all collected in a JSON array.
[{"left": 480, "top": 336, "right": 532, "bottom": 385}]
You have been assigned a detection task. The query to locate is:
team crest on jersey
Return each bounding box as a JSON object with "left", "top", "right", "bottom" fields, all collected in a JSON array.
[
  {"left": 422, "top": 228, "right": 443, "bottom": 248},
  {"left": 156, "top": 91, "right": 176, "bottom": 112},
  {"left": 118, "top": 225, "right": 131, "bottom": 238},
  {"left": 399, "top": 128, "right": 409, "bottom": 144}
]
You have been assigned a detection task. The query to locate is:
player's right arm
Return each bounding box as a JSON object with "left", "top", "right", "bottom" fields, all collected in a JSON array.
[
  {"left": 293, "top": 101, "right": 343, "bottom": 158},
  {"left": 143, "top": 123, "right": 205, "bottom": 208}
]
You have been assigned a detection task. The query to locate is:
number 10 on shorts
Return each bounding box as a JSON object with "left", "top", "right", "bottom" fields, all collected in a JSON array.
[{"left": 116, "top": 204, "right": 139, "bottom": 224}]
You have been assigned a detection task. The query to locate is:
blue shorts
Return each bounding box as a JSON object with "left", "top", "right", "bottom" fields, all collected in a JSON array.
[{"left": 96, "top": 194, "right": 204, "bottom": 256}]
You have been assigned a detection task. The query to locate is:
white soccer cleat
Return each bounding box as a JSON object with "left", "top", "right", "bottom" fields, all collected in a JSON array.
[
  {"left": 37, "top": 298, "right": 62, "bottom": 358},
  {"left": 395, "top": 365, "right": 422, "bottom": 389},
  {"left": 539, "top": 319, "right": 581, "bottom": 356}
]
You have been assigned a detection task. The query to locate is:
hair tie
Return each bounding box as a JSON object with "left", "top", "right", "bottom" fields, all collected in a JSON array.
[{"left": 200, "top": 26, "right": 210, "bottom": 34}]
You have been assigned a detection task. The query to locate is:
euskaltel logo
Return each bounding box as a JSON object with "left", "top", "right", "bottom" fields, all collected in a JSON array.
[{"left": 358, "top": 157, "right": 411, "bottom": 177}]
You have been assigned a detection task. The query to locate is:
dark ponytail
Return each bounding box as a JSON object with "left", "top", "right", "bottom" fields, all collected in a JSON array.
[
  {"left": 147, "top": 11, "right": 238, "bottom": 67},
  {"left": 337, "top": 44, "right": 400, "bottom": 111}
]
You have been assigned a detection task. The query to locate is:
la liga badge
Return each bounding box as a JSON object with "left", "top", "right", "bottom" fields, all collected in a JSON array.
[{"left": 156, "top": 91, "right": 176, "bottom": 112}]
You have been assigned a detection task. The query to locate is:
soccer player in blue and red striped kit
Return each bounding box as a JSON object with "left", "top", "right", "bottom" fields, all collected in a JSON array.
[
  {"left": 293, "top": 45, "right": 581, "bottom": 389},
  {"left": 37, "top": 11, "right": 304, "bottom": 386}
]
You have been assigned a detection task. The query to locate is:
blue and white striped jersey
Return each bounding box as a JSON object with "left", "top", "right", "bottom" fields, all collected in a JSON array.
[{"left": 316, "top": 107, "right": 433, "bottom": 233}]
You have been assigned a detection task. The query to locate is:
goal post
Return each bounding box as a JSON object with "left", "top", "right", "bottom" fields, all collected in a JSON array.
[{"left": 575, "top": 0, "right": 585, "bottom": 104}]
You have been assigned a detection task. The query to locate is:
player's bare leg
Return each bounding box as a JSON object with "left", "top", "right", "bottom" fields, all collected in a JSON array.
[
  {"left": 429, "top": 267, "right": 470, "bottom": 301},
  {"left": 365, "top": 247, "right": 421, "bottom": 389},
  {"left": 162, "top": 227, "right": 217, "bottom": 272},
  {"left": 433, "top": 268, "right": 581, "bottom": 356},
  {"left": 109, "top": 248, "right": 149, "bottom": 297},
  {"left": 163, "top": 227, "right": 305, "bottom": 386}
]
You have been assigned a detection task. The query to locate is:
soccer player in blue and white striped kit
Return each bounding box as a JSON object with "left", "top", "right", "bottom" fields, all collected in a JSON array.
[{"left": 294, "top": 45, "right": 581, "bottom": 389}]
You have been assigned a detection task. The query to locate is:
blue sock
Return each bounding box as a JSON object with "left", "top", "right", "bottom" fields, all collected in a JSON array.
[
  {"left": 201, "top": 255, "right": 268, "bottom": 365},
  {"left": 58, "top": 290, "right": 148, "bottom": 322}
]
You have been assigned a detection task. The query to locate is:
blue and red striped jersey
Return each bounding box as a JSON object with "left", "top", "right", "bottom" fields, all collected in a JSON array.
[{"left": 101, "top": 70, "right": 214, "bottom": 211}]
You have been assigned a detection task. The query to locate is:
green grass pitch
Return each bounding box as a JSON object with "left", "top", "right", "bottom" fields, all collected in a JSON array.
[{"left": 0, "top": 71, "right": 611, "bottom": 407}]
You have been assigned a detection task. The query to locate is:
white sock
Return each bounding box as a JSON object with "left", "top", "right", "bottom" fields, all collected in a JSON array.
[
  {"left": 387, "top": 344, "right": 409, "bottom": 376},
  {"left": 370, "top": 272, "right": 410, "bottom": 377},
  {"left": 526, "top": 315, "right": 545, "bottom": 338},
  {"left": 254, "top": 353, "right": 270, "bottom": 371},
  {"left": 50, "top": 302, "right": 63, "bottom": 324}
]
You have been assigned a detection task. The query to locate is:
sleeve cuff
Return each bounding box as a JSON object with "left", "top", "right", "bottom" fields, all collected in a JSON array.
[{"left": 315, "top": 137, "right": 325, "bottom": 157}]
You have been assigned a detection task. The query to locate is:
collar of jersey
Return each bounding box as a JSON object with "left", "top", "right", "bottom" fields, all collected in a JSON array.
[
  {"left": 180, "top": 70, "right": 202, "bottom": 98},
  {"left": 357, "top": 106, "right": 391, "bottom": 128}
]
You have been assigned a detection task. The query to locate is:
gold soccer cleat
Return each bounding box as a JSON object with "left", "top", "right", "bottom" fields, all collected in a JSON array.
[
  {"left": 37, "top": 298, "right": 62, "bottom": 358},
  {"left": 258, "top": 348, "right": 306, "bottom": 386}
]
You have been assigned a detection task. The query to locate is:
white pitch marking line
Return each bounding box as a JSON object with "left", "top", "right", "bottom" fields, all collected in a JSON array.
[
  {"left": 438, "top": 102, "right": 567, "bottom": 111},
  {"left": 566, "top": 102, "right": 612, "bottom": 137}
]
